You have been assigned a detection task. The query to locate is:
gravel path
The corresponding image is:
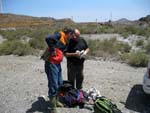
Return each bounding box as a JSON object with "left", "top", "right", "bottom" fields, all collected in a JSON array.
[{"left": 0, "top": 55, "right": 149, "bottom": 113}]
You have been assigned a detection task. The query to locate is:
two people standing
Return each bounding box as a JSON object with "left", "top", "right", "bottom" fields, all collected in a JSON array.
[{"left": 42, "top": 28, "right": 89, "bottom": 113}]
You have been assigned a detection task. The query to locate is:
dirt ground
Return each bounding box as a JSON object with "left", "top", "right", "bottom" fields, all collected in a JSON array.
[{"left": 0, "top": 55, "right": 150, "bottom": 113}]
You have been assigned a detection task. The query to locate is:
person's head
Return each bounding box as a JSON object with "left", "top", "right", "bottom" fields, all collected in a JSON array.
[
  {"left": 63, "top": 28, "right": 74, "bottom": 39},
  {"left": 72, "top": 29, "right": 80, "bottom": 41}
]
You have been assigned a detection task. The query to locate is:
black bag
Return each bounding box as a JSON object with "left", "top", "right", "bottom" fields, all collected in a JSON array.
[
  {"left": 58, "top": 80, "right": 73, "bottom": 95},
  {"left": 94, "top": 96, "right": 122, "bottom": 113},
  {"left": 40, "top": 48, "right": 51, "bottom": 61}
]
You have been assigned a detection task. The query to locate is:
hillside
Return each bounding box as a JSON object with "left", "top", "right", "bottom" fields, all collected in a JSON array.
[
  {"left": 139, "top": 15, "right": 150, "bottom": 23},
  {"left": 0, "top": 13, "right": 74, "bottom": 28},
  {"left": 0, "top": 13, "right": 150, "bottom": 29},
  {"left": 112, "top": 18, "right": 133, "bottom": 25}
]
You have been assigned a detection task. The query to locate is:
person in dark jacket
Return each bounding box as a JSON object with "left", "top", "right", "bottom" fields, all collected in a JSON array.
[
  {"left": 43, "top": 29, "right": 74, "bottom": 113},
  {"left": 45, "top": 29, "right": 74, "bottom": 55},
  {"left": 64, "top": 29, "right": 90, "bottom": 90}
]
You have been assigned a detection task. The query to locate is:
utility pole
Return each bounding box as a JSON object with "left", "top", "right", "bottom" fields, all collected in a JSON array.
[
  {"left": 0, "top": 0, "right": 3, "bottom": 13},
  {"left": 109, "top": 12, "right": 112, "bottom": 24},
  {"left": 71, "top": 16, "right": 73, "bottom": 21},
  {"left": 110, "top": 12, "right": 112, "bottom": 21},
  {"left": 96, "top": 18, "right": 98, "bottom": 33}
]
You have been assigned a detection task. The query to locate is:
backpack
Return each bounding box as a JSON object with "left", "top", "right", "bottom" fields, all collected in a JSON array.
[
  {"left": 58, "top": 80, "right": 73, "bottom": 95},
  {"left": 94, "top": 96, "right": 122, "bottom": 113},
  {"left": 40, "top": 48, "right": 51, "bottom": 61},
  {"left": 60, "top": 89, "right": 84, "bottom": 107}
]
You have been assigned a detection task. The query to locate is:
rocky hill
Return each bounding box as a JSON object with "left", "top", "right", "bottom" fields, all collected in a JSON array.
[
  {"left": 112, "top": 18, "right": 133, "bottom": 25},
  {"left": 139, "top": 15, "right": 150, "bottom": 23},
  {"left": 111, "top": 15, "right": 150, "bottom": 27}
]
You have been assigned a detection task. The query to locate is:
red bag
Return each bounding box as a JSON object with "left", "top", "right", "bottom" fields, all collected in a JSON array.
[{"left": 48, "top": 48, "right": 63, "bottom": 64}]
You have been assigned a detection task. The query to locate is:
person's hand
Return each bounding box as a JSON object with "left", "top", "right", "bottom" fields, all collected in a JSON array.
[
  {"left": 80, "top": 50, "right": 87, "bottom": 59},
  {"left": 80, "top": 50, "right": 84, "bottom": 54},
  {"left": 75, "top": 50, "right": 81, "bottom": 58},
  {"left": 76, "top": 50, "right": 80, "bottom": 54}
]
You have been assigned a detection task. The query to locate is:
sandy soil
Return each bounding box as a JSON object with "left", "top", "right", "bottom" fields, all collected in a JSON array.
[{"left": 0, "top": 55, "right": 150, "bottom": 113}]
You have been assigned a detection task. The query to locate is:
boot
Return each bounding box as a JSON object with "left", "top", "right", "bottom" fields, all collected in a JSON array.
[
  {"left": 56, "top": 96, "right": 64, "bottom": 107},
  {"left": 49, "top": 96, "right": 57, "bottom": 113}
]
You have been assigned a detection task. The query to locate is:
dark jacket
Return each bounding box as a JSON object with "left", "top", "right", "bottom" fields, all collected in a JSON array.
[{"left": 45, "top": 31, "right": 68, "bottom": 52}]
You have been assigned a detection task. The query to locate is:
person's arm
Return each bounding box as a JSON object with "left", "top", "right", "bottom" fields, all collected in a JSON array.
[
  {"left": 45, "top": 33, "right": 60, "bottom": 48},
  {"left": 80, "top": 38, "right": 90, "bottom": 58},
  {"left": 64, "top": 52, "right": 80, "bottom": 58},
  {"left": 84, "top": 48, "right": 90, "bottom": 55},
  {"left": 82, "top": 38, "right": 90, "bottom": 55},
  {"left": 45, "top": 33, "right": 61, "bottom": 55}
]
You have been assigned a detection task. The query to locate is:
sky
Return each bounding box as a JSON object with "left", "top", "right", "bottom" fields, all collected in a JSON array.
[{"left": 1, "top": 0, "right": 150, "bottom": 22}]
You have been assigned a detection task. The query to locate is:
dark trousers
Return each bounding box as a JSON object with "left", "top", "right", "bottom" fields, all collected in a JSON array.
[{"left": 67, "top": 60, "right": 84, "bottom": 89}]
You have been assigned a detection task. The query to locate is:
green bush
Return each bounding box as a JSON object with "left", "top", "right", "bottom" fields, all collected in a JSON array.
[
  {"left": 0, "top": 40, "right": 33, "bottom": 56},
  {"left": 136, "top": 39, "right": 144, "bottom": 47},
  {"left": 124, "top": 26, "right": 137, "bottom": 34},
  {"left": 29, "top": 38, "right": 46, "bottom": 49},
  {"left": 87, "top": 38, "right": 130, "bottom": 58},
  {"left": 121, "top": 51, "right": 148, "bottom": 67},
  {"left": 115, "top": 43, "right": 131, "bottom": 53},
  {"left": 145, "top": 40, "right": 150, "bottom": 54},
  {"left": 121, "top": 32, "right": 129, "bottom": 38}
]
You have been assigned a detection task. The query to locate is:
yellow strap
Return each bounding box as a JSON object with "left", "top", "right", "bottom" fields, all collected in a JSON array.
[{"left": 59, "top": 31, "right": 67, "bottom": 45}]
